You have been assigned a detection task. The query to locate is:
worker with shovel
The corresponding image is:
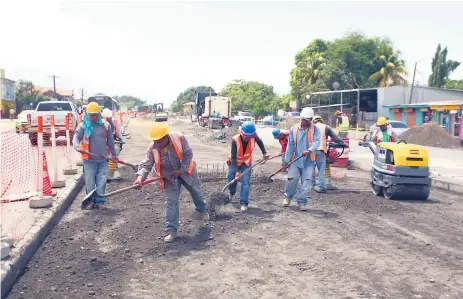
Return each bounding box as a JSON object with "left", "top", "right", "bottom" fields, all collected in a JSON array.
[
  {"left": 283, "top": 107, "right": 320, "bottom": 211},
  {"left": 73, "top": 102, "right": 118, "bottom": 210},
  {"left": 134, "top": 123, "right": 209, "bottom": 243},
  {"left": 311, "top": 115, "right": 347, "bottom": 192},
  {"left": 227, "top": 122, "right": 270, "bottom": 212},
  {"left": 272, "top": 128, "right": 289, "bottom": 167}
]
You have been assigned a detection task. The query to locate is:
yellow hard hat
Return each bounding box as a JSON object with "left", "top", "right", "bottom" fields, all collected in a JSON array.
[
  {"left": 149, "top": 123, "right": 169, "bottom": 140},
  {"left": 313, "top": 115, "right": 323, "bottom": 123},
  {"left": 377, "top": 117, "right": 388, "bottom": 126},
  {"left": 86, "top": 102, "right": 101, "bottom": 114}
]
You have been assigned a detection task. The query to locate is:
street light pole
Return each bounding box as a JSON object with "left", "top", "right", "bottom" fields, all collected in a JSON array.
[{"left": 49, "top": 74, "right": 60, "bottom": 100}]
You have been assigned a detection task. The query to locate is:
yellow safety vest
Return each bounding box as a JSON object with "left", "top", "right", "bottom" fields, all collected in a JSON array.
[
  {"left": 316, "top": 123, "right": 328, "bottom": 153},
  {"left": 338, "top": 115, "right": 349, "bottom": 132}
]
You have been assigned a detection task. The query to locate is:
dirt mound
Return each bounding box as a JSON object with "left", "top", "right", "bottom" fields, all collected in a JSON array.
[
  {"left": 400, "top": 122, "right": 461, "bottom": 149},
  {"left": 277, "top": 118, "right": 299, "bottom": 129}
]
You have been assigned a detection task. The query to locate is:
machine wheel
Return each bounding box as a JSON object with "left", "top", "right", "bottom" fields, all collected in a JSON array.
[
  {"left": 371, "top": 181, "right": 383, "bottom": 197},
  {"left": 383, "top": 185, "right": 400, "bottom": 200}
]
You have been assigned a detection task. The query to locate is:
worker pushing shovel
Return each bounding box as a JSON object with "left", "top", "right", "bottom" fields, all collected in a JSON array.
[
  {"left": 73, "top": 102, "right": 118, "bottom": 210},
  {"left": 133, "top": 123, "right": 209, "bottom": 243}
]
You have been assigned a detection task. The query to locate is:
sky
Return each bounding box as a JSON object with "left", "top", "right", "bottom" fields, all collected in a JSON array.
[{"left": 1, "top": 0, "right": 463, "bottom": 106}]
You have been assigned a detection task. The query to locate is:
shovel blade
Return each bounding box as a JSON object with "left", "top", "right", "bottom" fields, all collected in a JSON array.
[{"left": 81, "top": 189, "right": 97, "bottom": 210}]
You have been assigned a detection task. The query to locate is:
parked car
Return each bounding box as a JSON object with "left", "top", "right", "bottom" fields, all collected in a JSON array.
[
  {"left": 15, "top": 110, "right": 33, "bottom": 133},
  {"left": 284, "top": 111, "right": 301, "bottom": 119},
  {"left": 368, "top": 120, "right": 410, "bottom": 139},
  {"left": 234, "top": 111, "right": 252, "bottom": 123},
  {"left": 262, "top": 115, "right": 282, "bottom": 126}
]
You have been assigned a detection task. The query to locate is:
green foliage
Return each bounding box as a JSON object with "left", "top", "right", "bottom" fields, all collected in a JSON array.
[
  {"left": 170, "top": 86, "right": 214, "bottom": 112},
  {"left": 113, "top": 95, "right": 146, "bottom": 110},
  {"left": 15, "top": 80, "right": 49, "bottom": 112},
  {"left": 369, "top": 41, "right": 407, "bottom": 87},
  {"left": 428, "top": 44, "right": 461, "bottom": 88},
  {"left": 443, "top": 79, "right": 463, "bottom": 90}
]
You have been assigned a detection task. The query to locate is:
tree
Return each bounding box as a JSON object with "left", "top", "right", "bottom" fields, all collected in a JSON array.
[
  {"left": 443, "top": 79, "right": 463, "bottom": 90},
  {"left": 428, "top": 44, "right": 461, "bottom": 88},
  {"left": 113, "top": 95, "right": 146, "bottom": 109},
  {"left": 370, "top": 42, "right": 407, "bottom": 87},
  {"left": 170, "top": 86, "right": 214, "bottom": 112},
  {"left": 15, "top": 80, "right": 49, "bottom": 112}
]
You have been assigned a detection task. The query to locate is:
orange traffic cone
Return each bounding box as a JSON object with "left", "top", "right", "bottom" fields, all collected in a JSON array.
[{"left": 42, "top": 152, "right": 57, "bottom": 197}]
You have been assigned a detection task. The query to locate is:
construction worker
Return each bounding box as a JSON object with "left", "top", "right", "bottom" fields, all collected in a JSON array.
[
  {"left": 272, "top": 128, "right": 289, "bottom": 167},
  {"left": 73, "top": 102, "right": 118, "bottom": 210},
  {"left": 283, "top": 107, "right": 320, "bottom": 210},
  {"left": 134, "top": 123, "right": 209, "bottom": 243},
  {"left": 335, "top": 110, "right": 349, "bottom": 138},
  {"left": 311, "top": 115, "right": 347, "bottom": 192},
  {"left": 227, "top": 122, "right": 269, "bottom": 211},
  {"left": 372, "top": 117, "right": 398, "bottom": 144}
]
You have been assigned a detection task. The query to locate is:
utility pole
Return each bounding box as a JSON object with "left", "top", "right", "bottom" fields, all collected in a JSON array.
[
  {"left": 408, "top": 62, "right": 418, "bottom": 104},
  {"left": 49, "top": 74, "right": 60, "bottom": 99}
]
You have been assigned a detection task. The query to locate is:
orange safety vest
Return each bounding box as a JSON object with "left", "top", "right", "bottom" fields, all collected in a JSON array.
[
  {"left": 232, "top": 134, "right": 256, "bottom": 166},
  {"left": 316, "top": 123, "right": 328, "bottom": 154},
  {"left": 80, "top": 121, "right": 111, "bottom": 160},
  {"left": 290, "top": 124, "right": 316, "bottom": 161},
  {"left": 150, "top": 133, "right": 195, "bottom": 191}
]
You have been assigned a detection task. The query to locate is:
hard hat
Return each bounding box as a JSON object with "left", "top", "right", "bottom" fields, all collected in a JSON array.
[
  {"left": 86, "top": 102, "right": 101, "bottom": 114},
  {"left": 377, "top": 117, "right": 388, "bottom": 126},
  {"left": 335, "top": 110, "right": 342, "bottom": 115},
  {"left": 101, "top": 108, "right": 113, "bottom": 119},
  {"left": 313, "top": 115, "right": 323, "bottom": 123},
  {"left": 240, "top": 121, "right": 256, "bottom": 137},
  {"left": 272, "top": 128, "right": 281, "bottom": 139},
  {"left": 300, "top": 107, "right": 314, "bottom": 120},
  {"left": 149, "top": 123, "right": 169, "bottom": 140}
]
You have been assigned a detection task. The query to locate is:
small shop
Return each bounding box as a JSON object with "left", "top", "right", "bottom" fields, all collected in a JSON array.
[{"left": 384, "top": 101, "right": 463, "bottom": 138}]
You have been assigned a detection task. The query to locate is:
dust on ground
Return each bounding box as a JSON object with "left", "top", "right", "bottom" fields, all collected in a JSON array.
[
  {"left": 401, "top": 122, "right": 462, "bottom": 149},
  {"left": 6, "top": 119, "right": 463, "bottom": 299}
]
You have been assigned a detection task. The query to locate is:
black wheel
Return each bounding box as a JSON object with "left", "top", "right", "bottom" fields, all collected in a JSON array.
[
  {"left": 371, "top": 181, "right": 383, "bottom": 196},
  {"left": 383, "top": 185, "right": 399, "bottom": 200}
]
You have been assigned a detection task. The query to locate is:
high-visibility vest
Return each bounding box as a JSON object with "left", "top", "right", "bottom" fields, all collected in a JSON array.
[
  {"left": 79, "top": 121, "right": 111, "bottom": 160},
  {"left": 232, "top": 134, "right": 256, "bottom": 166},
  {"left": 338, "top": 115, "right": 349, "bottom": 132},
  {"left": 150, "top": 132, "right": 195, "bottom": 191},
  {"left": 316, "top": 123, "right": 328, "bottom": 153},
  {"left": 290, "top": 124, "right": 316, "bottom": 162},
  {"left": 374, "top": 129, "right": 395, "bottom": 145}
]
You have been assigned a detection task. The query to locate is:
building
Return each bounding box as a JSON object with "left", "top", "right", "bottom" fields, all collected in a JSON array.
[
  {"left": 307, "top": 85, "right": 463, "bottom": 130},
  {"left": 0, "top": 69, "right": 16, "bottom": 118},
  {"left": 34, "top": 86, "right": 74, "bottom": 102}
]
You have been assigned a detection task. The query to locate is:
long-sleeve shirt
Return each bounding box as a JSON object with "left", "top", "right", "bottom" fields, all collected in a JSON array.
[
  {"left": 73, "top": 124, "right": 117, "bottom": 162},
  {"left": 284, "top": 124, "right": 321, "bottom": 167},
  {"left": 278, "top": 131, "right": 290, "bottom": 153},
  {"left": 137, "top": 135, "right": 196, "bottom": 185},
  {"left": 230, "top": 135, "right": 267, "bottom": 166}
]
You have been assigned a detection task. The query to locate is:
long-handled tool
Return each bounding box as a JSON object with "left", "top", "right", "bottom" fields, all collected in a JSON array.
[
  {"left": 81, "top": 151, "right": 138, "bottom": 171},
  {"left": 265, "top": 154, "right": 305, "bottom": 182},
  {"left": 81, "top": 177, "right": 162, "bottom": 210}
]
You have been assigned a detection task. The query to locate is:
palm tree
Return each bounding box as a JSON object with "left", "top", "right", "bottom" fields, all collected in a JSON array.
[
  {"left": 370, "top": 51, "right": 408, "bottom": 87},
  {"left": 298, "top": 53, "right": 325, "bottom": 86}
]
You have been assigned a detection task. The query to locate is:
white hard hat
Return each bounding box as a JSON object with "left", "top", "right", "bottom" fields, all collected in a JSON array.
[
  {"left": 300, "top": 107, "right": 314, "bottom": 120},
  {"left": 102, "top": 108, "right": 113, "bottom": 118}
]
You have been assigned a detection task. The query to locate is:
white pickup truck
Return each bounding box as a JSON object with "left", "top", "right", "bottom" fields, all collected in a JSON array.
[{"left": 27, "top": 101, "right": 79, "bottom": 146}]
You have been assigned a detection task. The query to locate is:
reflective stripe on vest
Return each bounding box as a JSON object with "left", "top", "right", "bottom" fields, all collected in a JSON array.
[
  {"left": 80, "top": 121, "right": 111, "bottom": 160},
  {"left": 338, "top": 115, "right": 349, "bottom": 132},
  {"left": 233, "top": 134, "right": 256, "bottom": 166},
  {"left": 316, "top": 123, "right": 328, "bottom": 153},
  {"left": 150, "top": 133, "right": 195, "bottom": 191},
  {"left": 290, "top": 124, "right": 316, "bottom": 162}
]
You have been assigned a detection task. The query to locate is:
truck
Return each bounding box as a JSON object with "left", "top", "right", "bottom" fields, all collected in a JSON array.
[
  {"left": 201, "top": 96, "right": 232, "bottom": 129},
  {"left": 153, "top": 103, "right": 168, "bottom": 122},
  {"left": 27, "top": 101, "right": 79, "bottom": 146}
]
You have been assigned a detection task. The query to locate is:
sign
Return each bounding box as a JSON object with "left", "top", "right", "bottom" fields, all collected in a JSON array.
[
  {"left": 1, "top": 78, "right": 16, "bottom": 101},
  {"left": 430, "top": 105, "right": 460, "bottom": 111},
  {"left": 419, "top": 108, "right": 429, "bottom": 112}
]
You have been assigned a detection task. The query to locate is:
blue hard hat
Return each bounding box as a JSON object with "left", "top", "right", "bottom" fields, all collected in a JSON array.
[
  {"left": 240, "top": 121, "right": 256, "bottom": 137},
  {"left": 272, "top": 128, "right": 281, "bottom": 139}
]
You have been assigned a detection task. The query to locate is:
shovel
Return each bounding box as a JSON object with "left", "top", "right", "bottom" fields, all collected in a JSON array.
[
  {"left": 81, "top": 151, "right": 138, "bottom": 171},
  {"left": 265, "top": 154, "right": 306, "bottom": 183},
  {"left": 81, "top": 177, "right": 162, "bottom": 210}
]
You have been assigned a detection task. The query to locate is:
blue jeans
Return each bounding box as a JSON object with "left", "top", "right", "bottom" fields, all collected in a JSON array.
[
  {"left": 164, "top": 176, "right": 206, "bottom": 233},
  {"left": 83, "top": 159, "right": 109, "bottom": 205},
  {"left": 285, "top": 164, "right": 314, "bottom": 205},
  {"left": 227, "top": 163, "right": 251, "bottom": 206},
  {"left": 312, "top": 151, "right": 326, "bottom": 189}
]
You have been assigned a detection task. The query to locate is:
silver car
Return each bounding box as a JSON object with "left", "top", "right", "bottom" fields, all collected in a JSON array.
[{"left": 368, "top": 120, "right": 410, "bottom": 138}]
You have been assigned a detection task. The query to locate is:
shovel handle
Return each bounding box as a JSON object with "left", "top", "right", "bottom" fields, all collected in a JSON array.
[
  {"left": 268, "top": 154, "right": 305, "bottom": 181},
  {"left": 102, "top": 177, "right": 162, "bottom": 197},
  {"left": 81, "top": 151, "right": 137, "bottom": 171}
]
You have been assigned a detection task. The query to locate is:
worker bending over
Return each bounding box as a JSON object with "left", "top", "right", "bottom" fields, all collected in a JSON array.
[
  {"left": 335, "top": 110, "right": 349, "bottom": 138},
  {"left": 311, "top": 115, "right": 347, "bottom": 192},
  {"left": 73, "top": 102, "right": 118, "bottom": 210},
  {"left": 227, "top": 122, "right": 269, "bottom": 212},
  {"left": 272, "top": 128, "right": 289, "bottom": 167},
  {"left": 372, "top": 117, "right": 398, "bottom": 144},
  {"left": 134, "top": 123, "right": 209, "bottom": 243},
  {"left": 283, "top": 107, "right": 320, "bottom": 210}
]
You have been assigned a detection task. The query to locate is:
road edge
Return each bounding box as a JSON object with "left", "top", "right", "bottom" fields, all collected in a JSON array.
[
  {"left": 350, "top": 160, "right": 463, "bottom": 195},
  {"left": 0, "top": 174, "right": 84, "bottom": 298}
]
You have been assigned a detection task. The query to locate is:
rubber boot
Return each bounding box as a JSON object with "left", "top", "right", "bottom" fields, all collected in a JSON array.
[{"left": 325, "top": 177, "right": 338, "bottom": 190}]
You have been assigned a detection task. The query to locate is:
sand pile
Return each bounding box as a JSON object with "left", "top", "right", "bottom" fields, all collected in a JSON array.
[
  {"left": 277, "top": 118, "right": 299, "bottom": 129},
  {"left": 400, "top": 122, "right": 461, "bottom": 149}
]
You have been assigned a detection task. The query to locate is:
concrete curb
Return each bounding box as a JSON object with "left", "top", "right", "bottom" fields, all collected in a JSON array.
[
  {"left": 350, "top": 160, "right": 463, "bottom": 195},
  {"left": 0, "top": 173, "right": 84, "bottom": 298}
]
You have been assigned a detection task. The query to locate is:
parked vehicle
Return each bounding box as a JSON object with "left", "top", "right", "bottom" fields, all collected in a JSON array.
[
  {"left": 235, "top": 111, "right": 252, "bottom": 123},
  {"left": 284, "top": 111, "right": 301, "bottom": 119},
  {"left": 27, "top": 101, "right": 78, "bottom": 146},
  {"left": 15, "top": 110, "right": 33, "bottom": 133},
  {"left": 262, "top": 115, "right": 282, "bottom": 126},
  {"left": 201, "top": 96, "right": 232, "bottom": 128}
]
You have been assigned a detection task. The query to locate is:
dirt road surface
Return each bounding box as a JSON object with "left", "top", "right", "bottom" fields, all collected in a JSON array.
[{"left": 7, "top": 119, "right": 463, "bottom": 299}]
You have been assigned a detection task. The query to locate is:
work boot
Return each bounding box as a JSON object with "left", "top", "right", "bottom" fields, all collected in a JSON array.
[
  {"left": 299, "top": 204, "right": 308, "bottom": 211},
  {"left": 326, "top": 178, "right": 338, "bottom": 190},
  {"left": 283, "top": 198, "right": 291, "bottom": 207},
  {"left": 314, "top": 186, "right": 326, "bottom": 193},
  {"left": 197, "top": 211, "right": 210, "bottom": 221},
  {"left": 240, "top": 205, "right": 248, "bottom": 212},
  {"left": 164, "top": 232, "right": 177, "bottom": 243},
  {"left": 86, "top": 203, "right": 95, "bottom": 210}
]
